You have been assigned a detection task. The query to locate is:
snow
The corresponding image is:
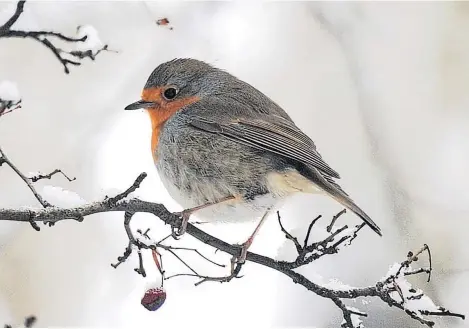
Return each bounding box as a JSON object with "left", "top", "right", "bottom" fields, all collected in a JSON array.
[
  {"left": 383, "top": 262, "right": 440, "bottom": 317},
  {"left": 75, "top": 25, "right": 103, "bottom": 53},
  {"left": 382, "top": 262, "right": 401, "bottom": 280},
  {"left": 0, "top": 81, "right": 20, "bottom": 102},
  {"left": 323, "top": 278, "right": 354, "bottom": 291},
  {"left": 391, "top": 275, "right": 440, "bottom": 314},
  {"left": 40, "top": 185, "right": 88, "bottom": 207}
]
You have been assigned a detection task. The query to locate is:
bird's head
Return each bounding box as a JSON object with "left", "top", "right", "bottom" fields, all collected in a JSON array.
[{"left": 125, "top": 58, "right": 229, "bottom": 113}]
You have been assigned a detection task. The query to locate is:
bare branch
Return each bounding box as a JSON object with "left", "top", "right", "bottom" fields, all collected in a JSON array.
[
  {"left": 0, "top": 1, "right": 114, "bottom": 74},
  {"left": 327, "top": 208, "right": 346, "bottom": 232},
  {"left": 277, "top": 211, "right": 302, "bottom": 253},
  {"left": 0, "top": 146, "right": 50, "bottom": 231},
  {"left": 0, "top": 99, "right": 21, "bottom": 117},
  {"left": 29, "top": 169, "right": 76, "bottom": 183},
  {"left": 0, "top": 0, "right": 25, "bottom": 31}
]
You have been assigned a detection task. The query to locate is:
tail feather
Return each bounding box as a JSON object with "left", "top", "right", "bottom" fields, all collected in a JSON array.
[
  {"left": 319, "top": 175, "right": 382, "bottom": 236},
  {"left": 330, "top": 190, "right": 382, "bottom": 236},
  {"left": 294, "top": 164, "right": 382, "bottom": 236}
]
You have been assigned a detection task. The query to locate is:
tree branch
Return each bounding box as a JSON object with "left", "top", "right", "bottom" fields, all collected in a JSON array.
[
  {"left": 0, "top": 0, "right": 25, "bottom": 32},
  {"left": 28, "top": 169, "right": 76, "bottom": 183},
  {"left": 0, "top": 173, "right": 464, "bottom": 327},
  {"left": 0, "top": 1, "right": 114, "bottom": 74},
  {"left": 0, "top": 146, "right": 49, "bottom": 231}
]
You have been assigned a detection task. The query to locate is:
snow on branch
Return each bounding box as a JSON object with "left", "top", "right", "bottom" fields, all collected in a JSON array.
[
  {"left": 0, "top": 80, "right": 21, "bottom": 117},
  {"left": 0, "top": 1, "right": 115, "bottom": 74},
  {"left": 0, "top": 152, "right": 465, "bottom": 327}
]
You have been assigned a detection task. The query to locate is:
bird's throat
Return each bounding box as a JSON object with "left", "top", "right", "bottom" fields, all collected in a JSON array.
[{"left": 146, "top": 95, "right": 200, "bottom": 162}]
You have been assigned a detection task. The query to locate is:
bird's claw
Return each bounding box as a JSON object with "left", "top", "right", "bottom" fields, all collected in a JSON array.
[
  {"left": 171, "top": 210, "right": 190, "bottom": 239},
  {"left": 230, "top": 242, "right": 249, "bottom": 274}
]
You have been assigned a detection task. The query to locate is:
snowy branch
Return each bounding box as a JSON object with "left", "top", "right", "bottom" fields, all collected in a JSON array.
[
  {"left": 0, "top": 1, "right": 114, "bottom": 74},
  {"left": 0, "top": 146, "right": 76, "bottom": 230},
  {"left": 0, "top": 168, "right": 464, "bottom": 327},
  {"left": 0, "top": 81, "right": 21, "bottom": 117}
]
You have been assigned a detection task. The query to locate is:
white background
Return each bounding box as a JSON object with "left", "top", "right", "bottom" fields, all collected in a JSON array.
[{"left": 0, "top": 1, "right": 468, "bottom": 327}]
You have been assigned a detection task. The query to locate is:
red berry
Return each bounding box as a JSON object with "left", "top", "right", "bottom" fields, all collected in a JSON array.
[{"left": 141, "top": 287, "right": 166, "bottom": 311}]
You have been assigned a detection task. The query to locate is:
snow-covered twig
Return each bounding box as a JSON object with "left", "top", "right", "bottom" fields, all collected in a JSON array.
[
  {"left": 0, "top": 145, "right": 80, "bottom": 230},
  {"left": 0, "top": 146, "right": 50, "bottom": 232},
  {"left": 0, "top": 1, "right": 115, "bottom": 74}
]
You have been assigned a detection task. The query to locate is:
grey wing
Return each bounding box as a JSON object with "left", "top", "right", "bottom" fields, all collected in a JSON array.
[
  {"left": 188, "top": 114, "right": 341, "bottom": 179},
  {"left": 187, "top": 107, "right": 382, "bottom": 236}
]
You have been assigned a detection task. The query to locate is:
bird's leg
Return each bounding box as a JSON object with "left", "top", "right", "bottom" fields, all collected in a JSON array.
[
  {"left": 230, "top": 207, "right": 273, "bottom": 273},
  {"left": 172, "top": 195, "right": 236, "bottom": 238}
]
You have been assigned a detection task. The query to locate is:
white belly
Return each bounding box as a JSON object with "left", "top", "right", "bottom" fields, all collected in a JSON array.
[{"left": 158, "top": 170, "right": 280, "bottom": 224}]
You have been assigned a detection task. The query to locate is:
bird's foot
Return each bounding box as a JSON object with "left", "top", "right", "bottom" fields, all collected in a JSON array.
[
  {"left": 230, "top": 238, "right": 253, "bottom": 274},
  {"left": 171, "top": 210, "right": 191, "bottom": 239}
]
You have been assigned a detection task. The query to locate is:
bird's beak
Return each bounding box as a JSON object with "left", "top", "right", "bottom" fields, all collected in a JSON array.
[{"left": 124, "top": 100, "right": 157, "bottom": 111}]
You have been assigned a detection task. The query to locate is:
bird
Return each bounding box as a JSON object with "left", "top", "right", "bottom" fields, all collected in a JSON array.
[{"left": 125, "top": 58, "right": 382, "bottom": 266}]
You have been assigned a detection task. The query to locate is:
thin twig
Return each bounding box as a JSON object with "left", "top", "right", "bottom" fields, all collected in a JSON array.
[
  {"left": 0, "top": 146, "right": 50, "bottom": 208},
  {"left": 304, "top": 214, "right": 322, "bottom": 248},
  {"left": 0, "top": 1, "right": 113, "bottom": 74},
  {"left": 277, "top": 211, "right": 302, "bottom": 253},
  {"left": 29, "top": 169, "right": 76, "bottom": 183},
  {"left": 327, "top": 208, "right": 347, "bottom": 232}
]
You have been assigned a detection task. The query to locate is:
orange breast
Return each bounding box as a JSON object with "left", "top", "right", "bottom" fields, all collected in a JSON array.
[{"left": 142, "top": 87, "right": 199, "bottom": 162}]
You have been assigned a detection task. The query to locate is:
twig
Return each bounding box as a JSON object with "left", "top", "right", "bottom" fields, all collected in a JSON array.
[
  {"left": 29, "top": 169, "right": 76, "bottom": 183},
  {"left": 0, "top": 146, "right": 49, "bottom": 231},
  {"left": 332, "top": 298, "right": 354, "bottom": 328},
  {"left": 156, "top": 245, "right": 225, "bottom": 268},
  {"left": 0, "top": 146, "right": 50, "bottom": 208},
  {"left": 420, "top": 309, "right": 465, "bottom": 320},
  {"left": 0, "top": 1, "right": 25, "bottom": 32},
  {"left": 304, "top": 214, "right": 322, "bottom": 248},
  {"left": 0, "top": 99, "right": 22, "bottom": 117},
  {"left": 277, "top": 211, "right": 302, "bottom": 253},
  {"left": 327, "top": 208, "right": 346, "bottom": 232},
  {"left": 106, "top": 173, "right": 147, "bottom": 206},
  {"left": 0, "top": 1, "right": 113, "bottom": 74}
]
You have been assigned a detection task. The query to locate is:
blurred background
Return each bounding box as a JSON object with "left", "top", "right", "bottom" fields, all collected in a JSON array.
[{"left": 0, "top": 1, "right": 468, "bottom": 327}]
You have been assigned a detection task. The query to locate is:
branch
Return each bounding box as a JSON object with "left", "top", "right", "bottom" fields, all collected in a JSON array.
[
  {"left": 0, "top": 146, "right": 80, "bottom": 230},
  {"left": 0, "top": 173, "right": 464, "bottom": 326},
  {"left": 277, "top": 210, "right": 365, "bottom": 269},
  {"left": 0, "top": 0, "right": 25, "bottom": 32},
  {"left": 28, "top": 169, "right": 76, "bottom": 183},
  {"left": 0, "top": 147, "right": 48, "bottom": 207},
  {"left": 0, "top": 99, "right": 21, "bottom": 117},
  {"left": 0, "top": 1, "right": 114, "bottom": 74}
]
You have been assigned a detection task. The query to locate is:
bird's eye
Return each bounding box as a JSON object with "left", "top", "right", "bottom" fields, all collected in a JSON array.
[{"left": 163, "top": 87, "right": 178, "bottom": 100}]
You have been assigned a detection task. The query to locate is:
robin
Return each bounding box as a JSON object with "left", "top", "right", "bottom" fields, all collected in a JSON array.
[{"left": 125, "top": 58, "right": 382, "bottom": 265}]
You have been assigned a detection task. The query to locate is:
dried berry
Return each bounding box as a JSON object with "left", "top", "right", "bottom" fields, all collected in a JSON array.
[{"left": 141, "top": 287, "right": 166, "bottom": 311}]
